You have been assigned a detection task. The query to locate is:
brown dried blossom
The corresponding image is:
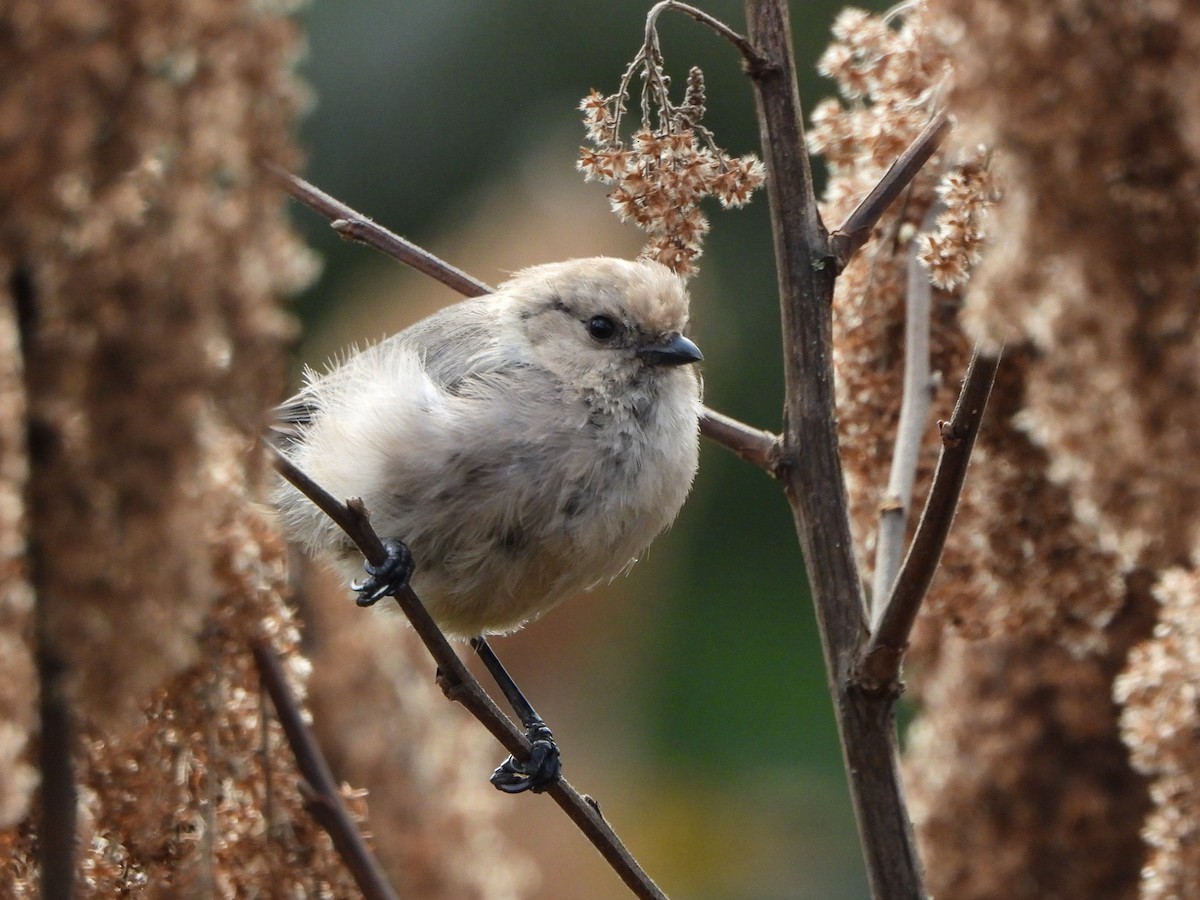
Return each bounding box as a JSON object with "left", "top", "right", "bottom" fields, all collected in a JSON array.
[
  {"left": 1117, "top": 569, "right": 1200, "bottom": 900},
  {"left": 812, "top": 2, "right": 1155, "bottom": 896},
  {"left": 1, "top": 426, "right": 364, "bottom": 896},
  {"left": 577, "top": 15, "right": 764, "bottom": 276},
  {"left": 0, "top": 0, "right": 315, "bottom": 727},
  {"left": 815, "top": 0, "right": 1133, "bottom": 645},
  {"left": 938, "top": 0, "right": 1200, "bottom": 570},
  {"left": 809, "top": 1, "right": 976, "bottom": 602},
  {"left": 905, "top": 625, "right": 1150, "bottom": 900},
  {"left": 914, "top": 154, "right": 999, "bottom": 289},
  {"left": 928, "top": 0, "right": 1200, "bottom": 894},
  {"left": 0, "top": 1, "right": 530, "bottom": 893}
]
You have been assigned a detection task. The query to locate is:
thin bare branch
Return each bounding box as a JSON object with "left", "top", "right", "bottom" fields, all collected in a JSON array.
[
  {"left": 266, "top": 164, "right": 490, "bottom": 299},
  {"left": 268, "top": 448, "right": 667, "bottom": 900},
  {"left": 870, "top": 208, "right": 940, "bottom": 624},
  {"left": 699, "top": 408, "right": 780, "bottom": 474},
  {"left": 251, "top": 639, "right": 400, "bottom": 900},
  {"left": 268, "top": 447, "right": 386, "bottom": 562},
  {"left": 859, "top": 347, "right": 1000, "bottom": 690},
  {"left": 646, "top": 1, "right": 772, "bottom": 72},
  {"left": 743, "top": 1, "right": 926, "bottom": 895},
  {"left": 271, "top": 166, "right": 773, "bottom": 479},
  {"left": 830, "top": 110, "right": 951, "bottom": 269}
]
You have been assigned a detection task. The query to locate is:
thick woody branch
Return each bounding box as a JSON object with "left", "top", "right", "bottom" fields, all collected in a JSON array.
[
  {"left": 830, "top": 111, "right": 951, "bottom": 269},
  {"left": 251, "top": 639, "right": 399, "bottom": 900},
  {"left": 269, "top": 167, "right": 781, "bottom": 475},
  {"left": 267, "top": 448, "right": 667, "bottom": 900},
  {"left": 267, "top": 164, "right": 491, "bottom": 299},
  {"left": 859, "top": 348, "right": 1000, "bottom": 690},
  {"left": 743, "top": 1, "right": 925, "bottom": 896}
]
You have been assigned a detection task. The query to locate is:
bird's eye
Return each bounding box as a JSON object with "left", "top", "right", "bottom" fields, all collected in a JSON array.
[{"left": 586, "top": 315, "right": 619, "bottom": 343}]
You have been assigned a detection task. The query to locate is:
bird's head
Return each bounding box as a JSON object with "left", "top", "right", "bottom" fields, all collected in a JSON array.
[{"left": 500, "top": 257, "right": 703, "bottom": 392}]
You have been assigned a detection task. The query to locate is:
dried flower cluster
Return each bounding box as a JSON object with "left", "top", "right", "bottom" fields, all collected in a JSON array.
[
  {"left": 0, "top": 0, "right": 315, "bottom": 729},
  {"left": 943, "top": 0, "right": 1200, "bottom": 571},
  {"left": 906, "top": 627, "right": 1150, "bottom": 899},
  {"left": 0, "top": 0, "right": 313, "bottom": 850},
  {"left": 898, "top": 353, "right": 1149, "bottom": 899},
  {"left": 578, "top": 36, "right": 764, "bottom": 275},
  {"left": 914, "top": 156, "right": 999, "bottom": 289},
  {"left": 927, "top": 1, "right": 1200, "bottom": 895},
  {"left": 812, "top": 3, "right": 1161, "bottom": 897},
  {"left": 0, "top": 1, "right": 532, "bottom": 894},
  {"left": 0, "top": 429, "right": 364, "bottom": 895},
  {"left": 808, "top": 2, "right": 974, "bottom": 603},
  {"left": 1117, "top": 569, "right": 1200, "bottom": 899},
  {"left": 811, "top": 6, "right": 950, "bottom": 183},
  {"left": 813, "top": 7, "right": 999, "bottom": 289}
]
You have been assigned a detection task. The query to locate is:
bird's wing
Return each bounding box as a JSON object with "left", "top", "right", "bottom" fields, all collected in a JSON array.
[
  {"left": 397, "top": 295, "right": 513, "bottom": 393},
  {"left": 269, "top": 295, "right": 511, "bottom": 445}
]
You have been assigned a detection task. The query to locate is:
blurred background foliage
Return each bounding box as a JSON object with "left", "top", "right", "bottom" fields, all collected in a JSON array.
[{"left": 292, "top": 2, "right": 887, "bottom": 897}]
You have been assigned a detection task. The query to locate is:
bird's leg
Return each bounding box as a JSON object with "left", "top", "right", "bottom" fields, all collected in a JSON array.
[
  {"left": 470, "top": 636, "right": 562, "bottom": 794},
  {"left": 352, "top": 538, "right": 414, "bottom": 607}
]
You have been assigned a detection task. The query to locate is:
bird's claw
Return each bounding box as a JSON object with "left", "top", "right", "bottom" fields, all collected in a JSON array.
[
  {"left": 489, "top": 723, "right": 561, "bottom": 794},
  {"left": 351, "top": 539, "right": 414, "bottom": 607}
]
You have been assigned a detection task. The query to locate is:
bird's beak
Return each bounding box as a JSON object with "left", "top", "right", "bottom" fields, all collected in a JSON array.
[{"left": 638, "top": 333, "right": 704, "bottom": 367}]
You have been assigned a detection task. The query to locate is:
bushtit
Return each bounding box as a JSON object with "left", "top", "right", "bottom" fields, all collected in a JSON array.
[{"left": 274, "top": 256, "right": 703, "bottom": 639}]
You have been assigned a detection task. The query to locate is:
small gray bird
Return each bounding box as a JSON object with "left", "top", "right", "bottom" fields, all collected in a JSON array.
[{"left": 274, "top": 256, "right": 703, "bottom": 639}]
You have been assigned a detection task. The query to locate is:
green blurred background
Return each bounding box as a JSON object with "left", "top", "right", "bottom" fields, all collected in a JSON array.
[{"left": 291, "top": 2, "right": 887, "bottom": 897}]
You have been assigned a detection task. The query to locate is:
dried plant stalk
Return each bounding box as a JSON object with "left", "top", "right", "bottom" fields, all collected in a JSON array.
[
  {"left": 812, "top": 3, "right": 1165, "bottom": 897},
  {"left": 0, "top": 0, "right": 313, "bottom": 725},
  {"left": 0, "top": 1, "right": 524, "bottom": 894},
  {"left": 0, "top": 279, "right": 35, "bottom": 830},
  {"left": 928, "top": 1, "right": 1200, "bottom": 897}
]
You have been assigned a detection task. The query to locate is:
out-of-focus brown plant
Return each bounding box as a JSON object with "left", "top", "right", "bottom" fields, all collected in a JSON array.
[
  {"left": 0, "top": 1, "right": 530, "bottom": 897},
  {"left": 813, "top": 1, "right": 1200, "bottom": 898},
  {"left": 930, "top": 1, "right": 1200, "bottom": 897}
]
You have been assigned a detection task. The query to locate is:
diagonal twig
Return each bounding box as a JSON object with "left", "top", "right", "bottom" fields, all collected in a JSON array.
[
  {"left": 265, "top": 163, "right": 491, "bottom": 299},
  {"left": 829, "top": 110, "right": 951, "bottom": 270},
  {"left": 858, "top": 347, "right": 1001, "bottom": 691},
  {"left": 251, "top": 639, "right": 400, "bottom": 900},
  {"left": 267, "top": 446, "right": 668, "bottom": 900},
  {"left": 870, "top": 205, "right": 942, "bottom": 623},
  {"left": 268, "top": 166, "right": 783, "bottom": 477}
]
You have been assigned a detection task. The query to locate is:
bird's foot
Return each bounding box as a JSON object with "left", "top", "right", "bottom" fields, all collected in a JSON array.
[
  {"left": 489, "top": 722, "right": 561, "bottom": 794},
  {"left": 352, "top": 539, "right": 414, "bottom": 607}
]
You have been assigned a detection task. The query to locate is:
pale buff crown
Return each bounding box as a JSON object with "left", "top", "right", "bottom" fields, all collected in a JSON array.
[{"left": 501, "top": 256, "right": 691, "bottom": 338}]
